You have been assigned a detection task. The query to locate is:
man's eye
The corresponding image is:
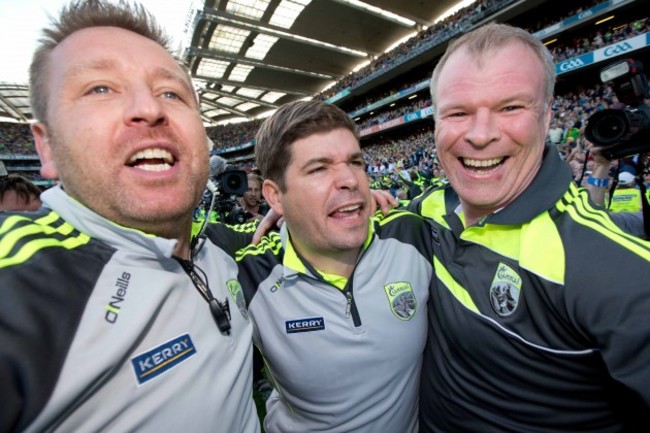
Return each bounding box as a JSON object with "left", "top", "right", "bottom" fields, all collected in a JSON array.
[
  {"left": 89, "top": 85, "right": 111, "bottom": 95},
  {"left": 162, "top": 91, "right": 180, "bottom": 100},
  {"left": 446, "top": 111, "right": 466, "bottom": 118}
]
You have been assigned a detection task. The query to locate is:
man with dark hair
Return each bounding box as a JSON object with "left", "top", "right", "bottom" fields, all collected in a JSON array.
[
  {"left": 0, "top": 1, "right": 259, "bottom": 432},
  {"left": 217, "top": 100, "right": 434, "bottom": 432},
  {"left": 0, "top": 170, "right": 43, "bottom": 211}
]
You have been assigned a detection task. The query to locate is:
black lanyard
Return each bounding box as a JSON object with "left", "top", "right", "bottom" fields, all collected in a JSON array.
[{"left": 174, "top": 256, "right": 231, "bottom": 335}]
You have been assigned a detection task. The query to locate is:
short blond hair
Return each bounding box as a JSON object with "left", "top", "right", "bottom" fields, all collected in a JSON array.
[
  {"left": 429, "top": 23, "right": 556, "bottom": 115},
  {"left": 29, "top": 0, "right": 179, "bottom": 123}
]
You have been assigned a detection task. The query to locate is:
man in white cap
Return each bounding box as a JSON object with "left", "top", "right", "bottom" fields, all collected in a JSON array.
[{"left": 609, "top": 171, "right": 643, "bottom": 214}]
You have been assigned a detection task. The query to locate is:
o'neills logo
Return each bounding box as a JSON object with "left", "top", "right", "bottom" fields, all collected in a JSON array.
[
  {"left": 489, "top": 263, "right": 522, "bottom": 317},
  {"left": 105, "top": 272, "right": 131, "bottom": 323}
]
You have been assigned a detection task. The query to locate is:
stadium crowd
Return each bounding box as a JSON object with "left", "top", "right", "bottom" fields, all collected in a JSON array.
[
  {"left": 316, "top": 0, "right": 618, "bottom": 100},
  {"left": 199, "top": 13, "right": 649, "bottom": 151},
  {"left": 0, "top": 77, "right": 637, "bottom": 197},
  {"left": 0, "top": 3, "right": 647, "bottom": 199},
  {"left": 0, "top": 123, "right": 33, "bottom": 154}
]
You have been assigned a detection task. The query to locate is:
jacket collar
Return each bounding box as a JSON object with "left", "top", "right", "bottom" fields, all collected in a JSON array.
[
  {"left": 485, "top": 145, "right": 573, "bottom": 225},
  {"left": 279, "top": 219, "right": 375, "bottom": 279},
  {"left": 41, "top": 186, "right": 179, "bottom": 259}
]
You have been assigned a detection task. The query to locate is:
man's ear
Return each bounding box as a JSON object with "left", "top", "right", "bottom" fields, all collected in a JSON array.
[
  {"left": 543, "top": 103, "right": 553, "bottom": 139},
  {"left": 31, "top": 122, "right": 59, "bottom": 179},
  {"left": 262, "top": 179, "right": 284, "bottom": 215}
]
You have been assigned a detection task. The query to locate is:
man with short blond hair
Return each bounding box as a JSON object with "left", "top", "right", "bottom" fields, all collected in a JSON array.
[{"left": 0, "top": 1, "right": 259, "bottom": 432}]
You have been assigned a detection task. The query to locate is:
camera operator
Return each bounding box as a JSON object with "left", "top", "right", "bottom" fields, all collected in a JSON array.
[
  {"left": 584, "top": 143, "right": 647, "bottom": 238},
  {"left": 583, "top": 58, "right": 650, "bottom": 240},
  {"left": 227, "top": 172, "right": 269, "bottom": 224},
  {"left": 194, "top": 155, "right": 249, "bottom": 228}
]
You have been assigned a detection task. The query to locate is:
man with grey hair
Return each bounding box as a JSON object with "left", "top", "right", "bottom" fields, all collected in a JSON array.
[
  {"left": 411, "top": 22, "right": 650, "bottom": 431},
  {"left": 0, "top": 1, "right": 259, "bottom": 432}
]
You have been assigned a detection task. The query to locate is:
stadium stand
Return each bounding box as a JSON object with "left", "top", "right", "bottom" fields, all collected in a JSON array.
[{"left": 1, "top": 0, "right": 648, "bottom": 194}]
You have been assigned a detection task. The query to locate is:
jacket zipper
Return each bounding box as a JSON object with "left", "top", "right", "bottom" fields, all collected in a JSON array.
[{"left": 343, "top": 266, "right": 361, "bottom": 327}]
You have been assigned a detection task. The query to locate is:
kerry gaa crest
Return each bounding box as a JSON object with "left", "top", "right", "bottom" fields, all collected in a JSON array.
[
  {"left": 489, "top": 262, "right": 522, "bottom": 316},
  {"left": 384, "top": 282, "right": 417, "bottom": 320}
]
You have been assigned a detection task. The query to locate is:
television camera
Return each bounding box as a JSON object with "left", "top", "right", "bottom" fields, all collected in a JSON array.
[
  {"left": 584, "top": 58, "right": 650, "bottom": 163},
  {"left": 206, "top": 167, "right": 248, "bottom": 216},
  {"left": 191, "top": 157, "right": 249, "bottom": 256},
  {"left": 198, "top": 155, "right": 247, "bottom": 215}
]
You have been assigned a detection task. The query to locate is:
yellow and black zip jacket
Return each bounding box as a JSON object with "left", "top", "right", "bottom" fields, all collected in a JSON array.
[
  {"left": 208, "top": 210, "right": 434, "bottom": 433},
  {"left": 410, "top": 147, "right": 650, "bottom": 432},
  {"left": 0, "top": 207, "right": 112, "bottom": 432},
  {"left": 0, "top": 188, "right": 258, "bottom": 433}
]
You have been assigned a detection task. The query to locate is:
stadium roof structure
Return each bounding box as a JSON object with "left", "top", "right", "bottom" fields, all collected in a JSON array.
[
  {"left": 0, "top": 84, "right": 31, "bottom": 124},
  {"left": 187, "top": 0, "right": 463, "bottom": 125},
  {"left": 0, "top": 0, "right": 469, "bottom": 125}
]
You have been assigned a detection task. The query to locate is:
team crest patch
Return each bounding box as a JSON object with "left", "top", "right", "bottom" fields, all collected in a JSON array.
[
  {"left": 384, "top": 282, "right": 417, "bottom": 320},
  {"left": 226, "top": 279, "right": 248, "bottom": 320},
  {"left": 489, "top": 262, "right": 522, "bottom": 317},
  {"left": 131, "top": 334, "right": 196, "bottom": 385}
]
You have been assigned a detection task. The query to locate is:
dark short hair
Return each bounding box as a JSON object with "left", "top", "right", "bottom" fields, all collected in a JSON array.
[
  {"left": 29, "top": 0, "right": 173, "bottom": 123},
  {"left": 0, "top": 174, "right": 42, "bottom": 205},
  {"left": 255, "top": 100, "right": 358, "bottom": 191}
]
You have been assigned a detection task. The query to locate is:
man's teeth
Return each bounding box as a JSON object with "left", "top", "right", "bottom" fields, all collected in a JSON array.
[
  {"left": 128, "top": 148, "right": 175, "bottom": 170},
  {"left": 463, "top": 157, "right": 503, "bottom": 168},
  {"left": 139, "top": 164, "right": 170, "bottom": 172},
  {"left": 337, "top": 205, "right": 361, "bottom": 213}
]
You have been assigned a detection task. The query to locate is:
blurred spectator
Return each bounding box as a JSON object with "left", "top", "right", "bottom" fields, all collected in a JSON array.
[
  {"left": 547, "top": 119, "right": 564, "bottom": 145},
  {"left": 0, "top": 170, "right": 42, "bottom": 211},
  {"left": 609, "top": 171, "right": 644, "bottom": 213}
]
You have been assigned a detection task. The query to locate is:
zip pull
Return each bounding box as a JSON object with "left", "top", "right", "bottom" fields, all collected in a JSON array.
[{"left": 345, "top": 291, "right": 353, "bottom": 318}]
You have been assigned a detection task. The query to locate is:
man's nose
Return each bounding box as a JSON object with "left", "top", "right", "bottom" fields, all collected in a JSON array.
[
  {"left": 464, "top": 108, "right": 500, "bottom": 147},
  {"left": 335, "top": 164, "right": 360, "bottom": 190},
  {"left": 123, "top": 86, "right": 167, "bottom": 126}
]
